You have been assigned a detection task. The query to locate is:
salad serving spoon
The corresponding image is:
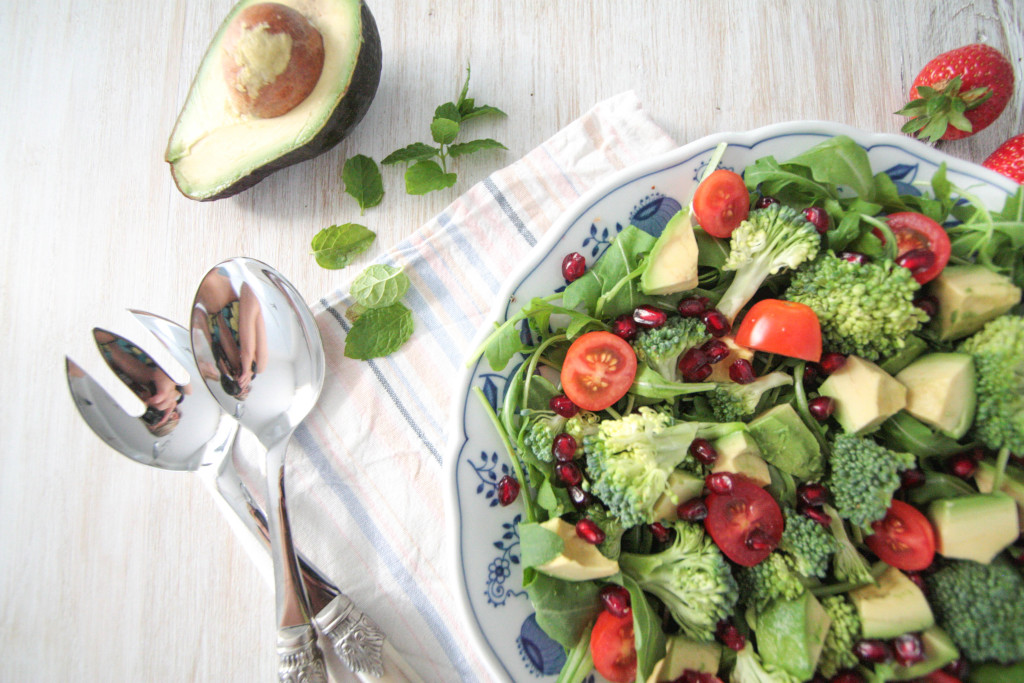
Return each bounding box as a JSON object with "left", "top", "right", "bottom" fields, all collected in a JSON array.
[{"left": 66, "top": 309, "right": 410, "bottom": 680}]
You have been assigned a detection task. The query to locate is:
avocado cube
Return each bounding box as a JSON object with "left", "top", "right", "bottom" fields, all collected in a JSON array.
[
  {"left": 895, "top": 353, "right": 976, "bottom": 439},
  {"left": 850, "top": 565, "right": 934, "bottom": 639},
  {"left": 927, "top": 265, "right": 1022, "bottom": 342},
  {"left": 928, "top": 493, "right": 1020, "bottom": 564},
  {"left": 975, "top": 460, "right": 1024, "bottom": 532},
  {"left": 640, "top": 210, "right": 700, "bottom": 295},
  {"left": 754, "top": 591, "right": 831, "bottom": 680},
  {"left": 654, "top": 635, "right": 722, "bottom": 680},
  {"left": 818, "top": 355, "right": 907, "bottom": 435},
  {"left": 711, "top": 430, "right": 771, "bottom": 487},
  {"left": 532, "top": 518, "right": 620, "bottom": 581},
  {"left": 651, "top": 470, "right": 705, "bottom": 522},
  {"left": 747, "top": 403, "right": 824, "bottom": 480}
]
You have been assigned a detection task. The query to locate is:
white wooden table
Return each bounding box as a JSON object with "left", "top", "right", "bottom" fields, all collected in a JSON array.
[{"left": 2, "top": 1, "right": 1021, "bottom": 680}]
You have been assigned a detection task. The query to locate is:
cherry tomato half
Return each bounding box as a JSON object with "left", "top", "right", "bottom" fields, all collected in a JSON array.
[
  {"left": 735, "top": 299, "right": 822, "bottom": 362},
  {"left": 560, "top": 331, "right": 638, "bottom": 411},
  {"left": 886, "top": 212, "right": 951, "bottom": 284},
  {"left": 692, "top": 169, "right": 751, "bottom": 239},
  {"left": 865, "top": 499, "right": 936, "bottom": 571},
  {"left": 704, "top": 476, "right": 784, "bottom": 566},
  {"left": 590, "top": 611, "right": 637, "bottom": 683}
]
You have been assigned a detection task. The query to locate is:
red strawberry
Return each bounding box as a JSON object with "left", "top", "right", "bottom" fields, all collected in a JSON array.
[
  {"left": 983, "top": 135, "right": 1024, "bottom": 184},
  {"left": 897, "top": 44, "right": 1014, "bottom": 142}
]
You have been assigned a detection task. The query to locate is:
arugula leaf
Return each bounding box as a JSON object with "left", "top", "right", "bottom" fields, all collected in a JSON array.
[
  {"left": 616, "top": 573, "right": 666, "bottom": 682},
  {"left": 350, "top": 264, "right": 409, "bottom": 308},
  {"left": 784, "top": 135, "right": 876, "bottom": 200},
  {"left": 629, "top": 366, "right": 715, "bottom": 399},
  {"left": 311, "top": 223, "right": 375, "bottom": 269},
  {"left": 448, "top": 138, "right": 508, "bottom": 157},
  {"left": 405, "top": 160, "right": 458, "bottom": 195},
  {"left": 342, "top": 154, "right": 383, "bottom": 215},
  {"left": 381, "top": 142, "right": 439, "bottom": 165},
  {"left": 344, "top": 302, "right": 414, "bottom": 360},
  {"left": 483, "top": 318, "right": 533, "bottom": 371}
]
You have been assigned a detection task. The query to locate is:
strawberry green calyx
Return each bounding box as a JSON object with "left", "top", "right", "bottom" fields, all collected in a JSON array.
[{"left": 897, "top": 76, "right": 992, "bottom": 142}]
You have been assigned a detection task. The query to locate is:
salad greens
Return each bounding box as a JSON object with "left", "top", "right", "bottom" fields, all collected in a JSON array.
[{"left": 473, "top": 135, "right": 1024, "bottom": 683}]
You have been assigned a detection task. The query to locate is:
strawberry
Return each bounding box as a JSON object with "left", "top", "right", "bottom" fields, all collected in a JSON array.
[
  {"left": 897, "top": 43, "right": 1014, "bottom": 142},
  {"left": 983, "top": 135, "right": 1024, "bottom": 184}
]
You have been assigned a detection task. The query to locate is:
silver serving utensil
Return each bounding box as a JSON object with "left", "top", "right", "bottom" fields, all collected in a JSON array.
[{"left": 66, "top": 310, "right": 404, "bottom": 681}]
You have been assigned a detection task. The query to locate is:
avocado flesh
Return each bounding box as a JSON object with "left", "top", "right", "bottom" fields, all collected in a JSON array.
[
  {"left": 754, "top": 591, "right": 831, "bottom": 680},
  {"left": 850, "top": 565, "right": 934, "bottom": 639},
  {"left": 928, "top": 493, "right": 1019, "bottom": 564},
  {"left": 166, "top": 0, "right": 382, "bottom": 200},
  {"left": 640, "top": 210, "right": 700, "bottom": 295},
  {"left": 927, "top": 265, "right": 1022, "bottom": 341},
  {"left": 895, "top": 352, "right": 976, "bottom": 439},
  {"left": 747, "top": 403, "right": 824, "bottom": 480}
]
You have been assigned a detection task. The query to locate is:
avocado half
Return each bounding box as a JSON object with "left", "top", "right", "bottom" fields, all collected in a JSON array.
[{"left": 166, "top": 0, "right": 382, "bottom": 201}]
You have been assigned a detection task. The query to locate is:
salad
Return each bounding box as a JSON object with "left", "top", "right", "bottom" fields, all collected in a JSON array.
[{"left": 468, "top": 135, "right": 1024, "bottom": 683}]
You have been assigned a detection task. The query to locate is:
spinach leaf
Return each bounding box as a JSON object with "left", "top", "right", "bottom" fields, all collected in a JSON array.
[
  {"left": 616, "top": 573, "right": 666, "bottom": 682},
  {"left": 518, "top": 522, "right": 564, "bottom": 569},
  {"left": 563, "top": 225, "right": 657, "bottom": 318},
  {"left": 524, "top": 573, "right": 602, "bottom": 649}
]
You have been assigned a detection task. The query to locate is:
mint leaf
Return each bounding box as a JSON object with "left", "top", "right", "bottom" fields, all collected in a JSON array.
[
  {"left": 382, "top": 142, "right": 439, "bottom": 165},
  {"left": 350, "top": 264, "right": 410, "bottom": 308},
  {"left": 345, "top": 302, "right": 367, "bottom": 323},
  {"left": 456, "top": 65, "right": 472, "bottom": 109},
  {"left": 344, "top": 303, "right": 414, "bottom": 360},
  {"left": 434, "top": 102, "right": 461, "bottom": 123},
  {"left": 311, "top": 223, "right": 375, "bottom": 269},
  {"left": 459, "top": 104, "right": 506, "bottom": 121},
  {"left": 405, "top": 160, "right": 457, "bottom": 195},
  {"left": 430, "top": 116, "right": 460, "bottom": 145},
  {"left": 342, "top": 155, "right": 383, "bottom": 215},
  {"left": 448, "top": 138, "right": 507, "bottom": 158}
]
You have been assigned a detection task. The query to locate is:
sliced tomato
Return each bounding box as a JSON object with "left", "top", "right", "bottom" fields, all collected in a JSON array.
[
  {"left": 590, "top": 611, "right": 637, "bottom": 683},
  {"left": 735, "top": 299, "right": 822, "bottom": 362},
  {"left": 704, "top": 476, "right": 784, "bottom": 566},
  {"left": 865, "top": 499, "right": 936, "bottom": 571},
  {"left": 692, "top": 169, "right": 750, "bottom": 239},
  {"left": 886, "top": 212, "right": 951, "bottom": 284},
  {"left": 560, "top": 331, "right": 637, "bottom": 411}
]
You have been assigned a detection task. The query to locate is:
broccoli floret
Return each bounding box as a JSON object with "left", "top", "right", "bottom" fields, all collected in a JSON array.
[
  {"left": 520, "top": 411, "right": 566, "bottom": 463},
  {"left": 736, "top": 551, "right": 806, "bottom": 613},
  {"left": 583, "top": 408, "right": 701, "bottom": 527},
  {"left": 731, "top": 642, "right": 803, "bottom": 683},
  {"left": 818, "top": 595, "right": 861, "bottom": 677},
  {"left": 825, "top": 505, "right": 874, "bottom": 587},
  {"left": 633, "top": 316, "right": 710, "bottom": 380},
  {"left": 716, "top": 203, "right": 821, "bottom": 322},
  {"left": 778, "top": 504, "right": 837, "bottom": 579},
  {"left": 707, "top": 371, "right": 794, "bottom": 422},
  {"left": 827, "top": 434, "right": 916, "bottom": 530},
  {"left": 927, "top": 559, "right": 1024, "bottom": 664},
  {"left": 619, "top": 521, "right": 739, "bottom": 642},
  {"left": 958, "top": 315, "right": 1024, "bottom": 454},
  {"left": 785, "top": 251, "right": 928, "bottom": 360}
]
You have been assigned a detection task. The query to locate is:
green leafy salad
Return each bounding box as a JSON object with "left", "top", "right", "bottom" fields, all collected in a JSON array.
[{"left": 470, "top": 136, "right": 1024, "bottom": 683}]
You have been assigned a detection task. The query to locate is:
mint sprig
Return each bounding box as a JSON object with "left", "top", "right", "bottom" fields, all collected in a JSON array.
[{"left": 382, "top": 66, "right": 507, "bottom": 195}]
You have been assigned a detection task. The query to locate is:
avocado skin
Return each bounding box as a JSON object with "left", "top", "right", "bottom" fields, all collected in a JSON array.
[{"left": 173, "top": 1, "right": 383, "bottom": 201}]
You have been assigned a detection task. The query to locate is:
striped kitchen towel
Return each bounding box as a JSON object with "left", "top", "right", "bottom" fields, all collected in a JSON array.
[{"left": 286, "top": 90, "right": 676, "bottom": 682}]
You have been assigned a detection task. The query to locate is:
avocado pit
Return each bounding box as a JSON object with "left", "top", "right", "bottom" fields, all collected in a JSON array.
[{"left": 221, "top": 2, "right": 325, "bottom": 118}]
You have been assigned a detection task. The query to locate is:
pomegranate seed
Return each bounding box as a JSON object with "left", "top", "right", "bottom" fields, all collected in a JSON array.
[
  {"left": 804, "top": 206, "right": 830, "bottom": 234},
  {"left": 947, "top": 453, "right": 977, "bottom": 480},
  {"left": 633, "top": 305, "right": 668, "bottom": 329},
  {"left": 800, "top": 503, "right": 832, "bottom": 527},
  {"left": 729, "top": 359, "right": 756, "bottom": 384},
  {"left": 838, "top": 251, "right": 869, "bottom": 264},
  {"left": 552, "top": 433, "right": 578, "bottom": 462},
  {"left": 690, "top": 438, "right": 719, "bottom": 466},
  {"left": 705, "top": 472, "right": 734, "bottom": 495},
  {"left": 611, "top": 314, "right": 638, "bottom": 342},
  {"left": 496, "top": 475, "right": 519, "bottom": 506},
  {"left": 900, "top": 469, "right": 926, "bottom": 490},
  {"left": 808, "top": 396, "right": 835, "bottom": 420},
  {"left": 854, "top": 639, "right": 893, "bottom": 664},
  {"left": 568, "top": 485, "right": 592, "bottom": 510},
  {"left": 677, "top": 296, "right": 710, "bottom": 318},
  {"left": 549, "top": 395, "right": 579, "bottom": 418},
  {"left": 701, "top": 339, "right": 731, "bottom": 363},
  {"left": 702, "top": 309, "right": 731, "bottom": 338},
  {"left": 830, "top": 671, "right": 865, "bottom": 683},
  {"left": 819, "top": 352, "right": 847, "bottom": 375},
  {"left": 649, "top": 522, "right": 671, "bottom": 543},
  {"left": 678, "top": 347, "right": 711, "bottom": 381},
  {"left": 556, "top": 461, "right": 583, "bottom": 486},
  {"left": 892, "top": 633, "right": 925, "bottom": 666},
  {"left": 802, "top": 362, "right": 821, "bottom": 384},
  {"left": 575, "top": 518, "right": 605, "bottom": 544},
  {"left": 754, "top": 195, "right": 779, "bottom": 209},
  {"left": 715, "top": 620, "right": 746, "bottom": 651},
  {"left": 944, "top": 658, "right": 970, "bottom": 678},
  {"left": 797, "top": 483, "right": 830, "bottom": 507},
  {"left": 905, "top": 571, "right": 927, "bottom": 592},
  {"left": 896, "top": 248, "right": 936, "bottom": 275},
  {"left": 677, "top": 498, "right": 709, "bottom": 522},
  {"left": 913, "top": 294, "right": 939, "bottom": 317},
  {"left": 745, "top": 528, "right": 776, "bottom": 551},
  {"left": 561, "top": 252, "right": 586, "bottom": 282},
  {"left": 599, "top": 584, "right": 631, "bottom": 617},
  {"left": 965, "top": 446, "right": 986, "bottom": 462}
]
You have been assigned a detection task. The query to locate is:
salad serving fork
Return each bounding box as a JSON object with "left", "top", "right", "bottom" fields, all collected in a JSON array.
[{"left": 66, "top": 309, "right": 415, "bottom": 681}]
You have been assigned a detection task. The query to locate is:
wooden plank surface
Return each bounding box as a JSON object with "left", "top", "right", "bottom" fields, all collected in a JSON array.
[{"left": 1, "top": 0, "right": 1021, "bottom": 680}]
